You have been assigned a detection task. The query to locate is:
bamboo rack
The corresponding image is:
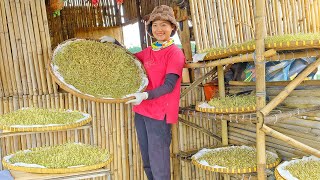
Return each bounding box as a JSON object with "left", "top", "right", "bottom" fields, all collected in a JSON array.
[{"left": 191, "top": 0, "right": 320, "bottom": 53}]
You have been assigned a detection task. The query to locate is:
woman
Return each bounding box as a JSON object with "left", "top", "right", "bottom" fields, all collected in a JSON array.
[{"left": 101, "top": 5, "right": 185, "bottom": 180}]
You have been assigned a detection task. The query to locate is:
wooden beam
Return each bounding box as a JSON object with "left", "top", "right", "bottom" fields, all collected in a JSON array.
[
  {"left": 260, "top": 57, "right": 320, "bottom": 116},
  {"left": 184, "top": 49, "right": 276, "bottom": 68},
  {"left": 179, "top": 117, "right": 222, "bottom": 142},
  {"left": 261, "top": 125, "right": 320, "bottom": 158},
  {"left": 229, "top": 80, "right": 320, "bottom": 86},
  {"left": 180, "top": 68, "right": 216, "bottom": 99}
]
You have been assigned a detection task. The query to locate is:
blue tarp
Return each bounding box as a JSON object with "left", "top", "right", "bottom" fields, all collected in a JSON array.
[
  {"left": 244, "top": 57, "right": 317, "bottom": 82},
  {"left": 0, "top": 170, "right": 14, "bottom": 180}
]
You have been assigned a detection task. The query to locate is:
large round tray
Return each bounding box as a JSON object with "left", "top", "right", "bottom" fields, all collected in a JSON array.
[
  {"left": 0, "top": 108, "right": 91, "bottom": 132},
  {"left": 201, "top": 33, "right": 320, "bottom": 61},
  {"left": 2, "top": 144, "right": 113, "bottom": 174},
  {"left": 191, "top": 146, "right": 281, "bottom": 174},
  {"left": 49, "top": 38, "right": 148, "bottom": 103},
  {"left": 196, "top": 102, "right": 256, "bottom": 114},
  {"left": 274, "top": 168, "right": 286, "bottom": 180},
  {"left": 275, "top": 156, "right": 320, "bottom": 180}
]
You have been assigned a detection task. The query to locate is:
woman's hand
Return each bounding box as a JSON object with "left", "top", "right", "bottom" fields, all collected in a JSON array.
[
  {"left": 99, "top": 36, "right": 116, "bottom": 43},
  {"left": 125, "top": 92, "right": 148, "bottom": 105}
]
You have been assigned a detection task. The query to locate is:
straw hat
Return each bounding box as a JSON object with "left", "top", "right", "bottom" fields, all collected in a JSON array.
[{"left": 146, "top": 5, "right": 178, "bottom": 37}]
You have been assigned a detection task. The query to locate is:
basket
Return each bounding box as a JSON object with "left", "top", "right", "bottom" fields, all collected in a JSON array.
[
  {"left": 274, "top": 168, "right": 286, "bottom": 180},
  {"left": 196, "top": 102, "right": 256, "bottom": 114},
  {"left": 0, "top": 108, "right": 91, "bottom": 132},
  {"left": 49, "top": 38, "right": 148, "bottom": 103},
  {"left": 191, "top": 146, "right": 281, "bottom": 174},
  {"left": 275, "top": 156, "right": 320, "bottom": 180},
  {"left": 2, "top": 143, "right": 113, "bottom": 174},
  {"left": 201, "top": 33, "right": 320, "bottom": 61}
]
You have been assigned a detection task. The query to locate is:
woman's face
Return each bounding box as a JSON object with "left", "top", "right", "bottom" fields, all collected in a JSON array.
[{"left": 151, "top": 20, "right": 174, "bottom": 43}]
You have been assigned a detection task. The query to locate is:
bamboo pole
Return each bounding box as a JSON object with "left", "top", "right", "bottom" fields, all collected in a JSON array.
[
  {"left": 120, "top": 103, "right": 128, "bottom": 180},
  {"left": 21, "top": 0, "right": 38, "bottom": 95},
  {"left": 25, "top": 0, "right": 42, "bottom": 95},
  {"left": 217, "top": 65, "right": 228, "bottom": 146},
  {"left": 184, "top": 49, "right": 276, "bottom": 68},
  {"left": 179, "top": 117, "right": 222, "bottom": 142},
  {"left": 180, "top": 68, "right": 216, "bottom": 99},
  {"left": 0, "top": 3, "right": 10, "bottom": 97},
  {"left": 40, "top": 0, "right": 57, "bottom": 94},
  {"left": 35, "top": 0, "right": 54, "bottom": 94},
  {"left": 261, "top": 124, "right": 320, "bottom": 157},
  {"left": 1, "top": 0, "right": 17, "bottom": 96},
  {"left": 29, "top": 0, "right": 47, "bottom": 95},
  {"left": 229, "top": 79, "right": 320, "bottom": 86},
  {"left": 265, "top": 105, "right": 320, "bottom": 124},
  {"left": 261, "top": 57, "right": 320, "bottom": 116},
  {"left": 255, "top": 0, "right": 267, "bottom": 179},
  {"left": 172, "top": 121, "right": 180, "bottom": 180}
]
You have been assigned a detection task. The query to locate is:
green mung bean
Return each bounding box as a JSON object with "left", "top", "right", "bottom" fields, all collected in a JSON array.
[
  {"left": 0, "top": 108, "right": 85, "bottom": 126},
  {"left": 9, "top": 143, "right": 110, "bottom": 168},
  {"left": 53, "top": 40, "right": 143, "bottom": 98}
]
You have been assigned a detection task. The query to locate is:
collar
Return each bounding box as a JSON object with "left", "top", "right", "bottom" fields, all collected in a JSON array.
[{"left": 151, "top": 38, "right": 174, "bottom": 51}]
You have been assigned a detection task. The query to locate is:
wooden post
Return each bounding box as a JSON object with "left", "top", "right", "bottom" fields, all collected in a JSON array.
[
  {"left": 135, "top": 0, "right": 147, "bottom": 49},
  {"left": 176, "top": 7, "right": 191, "bottom": 83},
  {"left": 217, "top": 66, "right": 228, "bottom": 146},
  {"left": 255, "top": 0, "right": 267, "bottom": 179}
]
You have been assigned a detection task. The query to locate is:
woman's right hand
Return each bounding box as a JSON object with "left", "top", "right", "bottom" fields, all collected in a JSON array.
[{"left": 99, "top": 36, "right": 116, "bottom": 43}]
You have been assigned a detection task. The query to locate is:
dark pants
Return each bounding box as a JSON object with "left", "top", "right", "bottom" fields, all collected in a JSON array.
[{"left": 134, "top": 113, "right": 172, "bottom": 180}]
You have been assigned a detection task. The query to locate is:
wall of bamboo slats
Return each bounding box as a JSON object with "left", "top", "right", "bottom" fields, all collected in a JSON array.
[
  {"left": 189, "top": 0, "right": 320, "bottom": 52},
  {"left": 0, "top": 93, "right": 136, "bottom": 180},
  {"left": 122, "top": 0, "right": 138, "bottom": 23},
  {"left": 0, "top": 90, "right": 218, "bottom": 180},
  {"left": 0, "top": 0, "right": 58, "bottom": 98},
  {"left": 0, "top": 0, "right": 215, "bottom": 179},
  {"left": 140, "top": 0, "right": 175, "bottom": 17},
  {"left": 47, "top": 0, "right": 121, "bottom": 48},
  {"left": 4, "top": 0, "right": 320, "bottom": 180}
]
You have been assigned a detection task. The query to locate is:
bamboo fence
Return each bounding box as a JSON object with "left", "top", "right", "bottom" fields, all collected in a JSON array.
[
  {"left": 2, "top": 0, "right": 320, "bottom": 180},
  {"left": 48, "top": 0, "right": 121, "bottom": 49},
  {"left": 0, "top": 0, "right": 58, "bottom": 97},
  {"left": 190, "top": 0, "right": 320, "bottom": 52}
]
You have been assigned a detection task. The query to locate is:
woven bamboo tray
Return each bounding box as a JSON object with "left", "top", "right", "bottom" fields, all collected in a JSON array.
[
  {"left": 49, "top": 38, "right": 148, "bottom": 103},
  {"left": 274, "top": 168, "right": 286, "bottom": 180},
  {"left": 0, "top": 109, "right": 91, "bottom": 132},
  {"left": 191, "top": 146, "right": 281, "bottom": 174},
  {"left": 275, "top": 156, "right": 320, "bottom": 180},
  {"left": 2, "top": 144, "right": 113, "bottom": 174},
  {"left": 196, "top": 102, "right": 256, "bottom": 114},
  {"left": 2, "top": 155, "right": 113, "bottom": 174},
  {"left": 202, "top": 33, "right": 320, "bottom": 61}
]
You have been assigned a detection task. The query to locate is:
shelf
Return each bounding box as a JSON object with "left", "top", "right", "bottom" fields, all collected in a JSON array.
[
  {"left": 10, "top": 168, "right": 111, "bottom": 180},
  {"left": 179, "top": 105, "right": 320, "bottom": 124}
]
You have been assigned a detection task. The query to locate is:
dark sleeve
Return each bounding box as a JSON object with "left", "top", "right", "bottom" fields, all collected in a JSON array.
[
  {"left": 146, "top": 73, "right": 179, "bottom": 100},
  {"left": 114, "top": 39, "right": 123, "bottom": 47}
]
